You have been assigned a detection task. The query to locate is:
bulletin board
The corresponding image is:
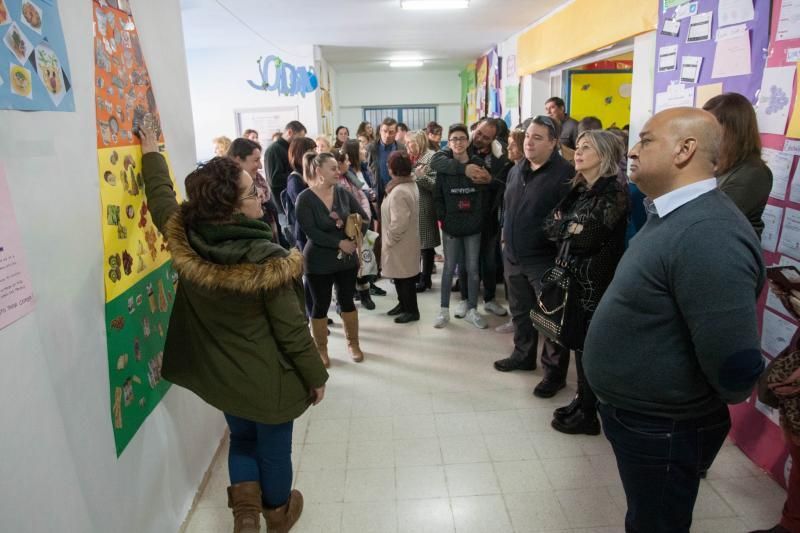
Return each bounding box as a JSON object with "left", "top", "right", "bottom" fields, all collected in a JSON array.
[
  {"left": 487, "top": 48, "right": 502, "bottom": 118},
  {"left": 476, "top": 54, "right": 488, "bottom": 120},
  {"left": 568, "top": 71, "right": 633, "bottom": 129},
  {"left": 460, "top": 62, "right": 477, "bottom": 125},
  {"left": 0, "top": 0, "right": 74, "bottom": 111},
  {"left": 93, "top": 0, "right": 179, "bottom": 456},
  {"left": 726, "top": 0, "right": 800, "bottom": 489}
]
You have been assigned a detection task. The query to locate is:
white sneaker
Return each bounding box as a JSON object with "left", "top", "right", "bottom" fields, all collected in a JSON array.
[
  {"left": 465, "top": 308, "right": 488, "bottom": 329},
  {"left": 484, "top": 301, "right": 508, "bottom": 316},
  {"left": 495, "top": 320, "right": 514, "bottom": 333},
  {"left": 454, "top": 300, "right": 468, "bottom": 318},
  {"left": 433, "top": 308, "right": 450, "bottom": 329}
]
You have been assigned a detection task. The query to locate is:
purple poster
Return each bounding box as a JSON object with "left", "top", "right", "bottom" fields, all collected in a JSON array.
[{"left": 654, "top": 0, "right": 770, "bottom": 108}]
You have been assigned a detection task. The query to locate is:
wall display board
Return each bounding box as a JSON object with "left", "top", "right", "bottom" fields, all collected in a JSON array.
[
  {"left": 476, "top": 54, "right": 488, "bottom": 119},
  {"left": 502, "top": 54, "right": 520, "bottom": 128},
  {"left": 568, "top": 71, "right": 633, "bottom": 129},
  {"left": 460, "top": 62, "right": 477, "bottom": 125},
  {"left": 0, "top": 161, "right": 35, "bottom": 330},
  {"left": 654, "top": 0, "right": 770, "bottom": 112},
  {"left": 726, "top": 0, "right": 800, "bottom": 489},
  {"left": 93, "top": 1, "right": 181, "bottom": 456},
  {"left": 487, "top": 48, "right": 501, "bottom": 118},
  {"left": 0, "top": 0, "right": 74, "bottom": 111}
]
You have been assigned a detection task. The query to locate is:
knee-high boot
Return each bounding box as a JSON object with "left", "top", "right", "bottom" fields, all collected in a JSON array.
[
  {"left": 340, "top": 310, "right": 364, "bottom": 362},
  {"left": 310, "top": 318, "right": 330, "bottom": 368}
]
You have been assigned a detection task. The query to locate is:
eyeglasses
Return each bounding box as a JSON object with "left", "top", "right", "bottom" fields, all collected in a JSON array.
[
  {"left": 240, "top": 183, "right": 259, "bottom": 201},
  {"left": 533, "top": 115, "right": 557, "bottom": 138},
  {"left": 449, "top": 136, "right": 469, "bottom": 143}
]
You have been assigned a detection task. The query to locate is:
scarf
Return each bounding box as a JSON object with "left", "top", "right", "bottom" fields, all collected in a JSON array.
[
  {"left": 193, "top": 214, "right": 274, "bottom": 244},
  {"left": 385, "top": 174, "right": 414, "bottom": 196}
]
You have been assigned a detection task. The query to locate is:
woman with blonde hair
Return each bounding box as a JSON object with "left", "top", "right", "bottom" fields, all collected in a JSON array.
[
  {"left": 356, "top": 121, "right": 375, "bottom": 143},
  {"left": 212, "top": 135, "right": 232, "bottom": 158},
  {"left": 543, "top": 129, "right": 629, "bottom": 435},
  {"left": 410, "top": 129, "right": 440, "bottom": 292},
  {"left": 315, "top": 135, "right": 332, "bottom": 154}
]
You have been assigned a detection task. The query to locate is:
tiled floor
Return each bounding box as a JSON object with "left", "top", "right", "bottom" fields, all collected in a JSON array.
[{"left": 182, "top": 274, "right": 786, "bottom": 533}]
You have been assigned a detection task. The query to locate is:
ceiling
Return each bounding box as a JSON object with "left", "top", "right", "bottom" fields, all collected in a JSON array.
[{"left": 179, "top": 0, "right": 568, "bottom": 72}]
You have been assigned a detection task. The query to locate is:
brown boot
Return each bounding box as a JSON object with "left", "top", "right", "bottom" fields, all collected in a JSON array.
[
  {"left": 264, "top": 489, "right": 304, "bottom": 533},
  {"left": 310, "top": 318, "right": 330, "bottom": 368},
  {"left": 340, "top": 310, "right": 364, "bottom": 362},
  {"left": 227, "top": 482, "right": 262, "bottom": 533}
]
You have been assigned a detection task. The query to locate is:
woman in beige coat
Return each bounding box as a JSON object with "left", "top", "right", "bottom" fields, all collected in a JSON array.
[{"left": 381, "top": 152, "right": 421, "bottom": 323}]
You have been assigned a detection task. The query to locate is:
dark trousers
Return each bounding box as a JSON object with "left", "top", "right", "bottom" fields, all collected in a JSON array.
[
  {"left": 598, "top": 403, "right": 731, "bottom": 533},
  {"left": 504, "top": 257, "right": 570, "bottom": 382},
  {"left": 419, "top": 248, "right": 435, "bottom": 287},
  {"left": 306, "top": 268, "right": 358, "bottom": 319},
  {"left": 575, "top": 350, "right": 597, "bottom": 415},
  {"left": 225, "top": 413, "right": 294, "bottom": 508},
  {"left": 394, "top": 276, "right": 419, "bottom": 314},
  {"left": 460, "top": 229, "right": 500, "bottom": 303}
]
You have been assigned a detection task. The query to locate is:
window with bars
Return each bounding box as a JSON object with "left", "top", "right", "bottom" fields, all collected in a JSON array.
[{"left": 363, "top": 106, "right": 437, "bottom": 131}]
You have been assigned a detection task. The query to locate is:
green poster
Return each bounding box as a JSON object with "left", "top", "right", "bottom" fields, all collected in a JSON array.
[
  {"left": 663, "top": 0, "right": 690, "bottom": 12},
  {"left": 505, "top": 85, "right": 519, "bottom": 109}
]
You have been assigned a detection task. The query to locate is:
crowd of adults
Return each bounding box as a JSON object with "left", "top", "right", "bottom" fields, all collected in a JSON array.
[{"left": 135, "top": 90, "right": 800, "bottom": 533}]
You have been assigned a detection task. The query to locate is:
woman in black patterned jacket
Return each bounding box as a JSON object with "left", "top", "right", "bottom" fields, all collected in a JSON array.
[{"left": 543, "top": 130, "right": 630, "bottom": 436}]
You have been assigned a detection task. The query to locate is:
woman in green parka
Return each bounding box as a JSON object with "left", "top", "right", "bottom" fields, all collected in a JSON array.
[{"left": 139, "top": 124, "right": 327, "bottom": 533}]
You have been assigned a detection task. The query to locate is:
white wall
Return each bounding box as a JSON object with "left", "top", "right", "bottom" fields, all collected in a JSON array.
[
  {"left": 185, "top": 44, "right": 321, "bottom": 161},
  {"left": 628, "top": 31, "right": 657, "bottom": 155},
  {"left": 335, "top": 69, "right": 461, "bottom": 131},
  {"left": 0, "top": 2, "right": 223, "bottom": 532}
]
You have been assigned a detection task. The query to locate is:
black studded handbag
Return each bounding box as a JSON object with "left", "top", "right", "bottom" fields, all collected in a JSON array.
[{"left": 530, "top": 240, "right": 587, "bottom": 351}]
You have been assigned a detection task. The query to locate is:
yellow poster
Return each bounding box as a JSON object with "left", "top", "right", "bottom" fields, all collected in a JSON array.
[
  {"left": 787, "top": 63, "right": 800, "bottom": 139},
  {"left": 569, "top": 71, "right": 633, "bottom": 129}
]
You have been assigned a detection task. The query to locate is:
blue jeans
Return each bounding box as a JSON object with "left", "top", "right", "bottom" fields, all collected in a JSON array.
[
  {"left": 441, "top": 232, "right": 481, "bottom": 310},
  {"left": 224, "top": 413, "right": 294, "bottom": 508},
  {"left": 597, "top": 403, "right": 731, "bottom": 533},
  {"left": 459, "top": 229, "right": 500, "bottom": 303}
]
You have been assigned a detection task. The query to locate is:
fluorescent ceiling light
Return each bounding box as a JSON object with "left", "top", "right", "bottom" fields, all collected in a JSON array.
[
  {"left": 390, "top": 60, "right": 424, "bottom": 68},
  {"left": 401, "top": 1, "right": 469, "bottom": 10}
]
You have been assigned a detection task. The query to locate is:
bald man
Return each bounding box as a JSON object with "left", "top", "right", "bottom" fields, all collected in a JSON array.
[{"left": 583, "top": 108, "right": 765, "bottom": 532}]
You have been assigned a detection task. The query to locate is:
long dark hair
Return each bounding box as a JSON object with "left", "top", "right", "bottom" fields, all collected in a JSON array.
[
  {"left": 342, "top": 139, "right": 362, "bottom": 168},
  {"left": 703, "top": 93, "right": 762, "bottom": 174},
  {"left": 181, "top": 157, "right": 242, "bottom": 228}
]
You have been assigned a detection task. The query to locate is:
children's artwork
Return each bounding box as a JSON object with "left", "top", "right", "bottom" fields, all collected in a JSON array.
[
  {"left": 0, "top": 162, "right": 35, "bottom": 330},
  {"left": 0, "top": 0, "right": 73, "bottom": 111},
  {"left": 756, "top": 65, "right": 797, "bottom": 135},
  {"left": 9, "top": 64, "right": 31, "bottom": 98},
  {"left": 93, "top": 1, "right": 178, "bottom": 456},
  {"left": 19, "top": 0, "right": 42, "bottom": 35},
  {"left": 787, "top": 63, "right": 800, "bottom": 139},
  {"left": 0, "top": 0, "right": 9, "bottom": 26},
  {"left": 3, "top": 22, "right": 31, "bottom": 64}
]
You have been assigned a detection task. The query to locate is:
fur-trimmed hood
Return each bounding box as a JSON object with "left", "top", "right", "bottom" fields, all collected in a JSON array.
[{"left": 164, "top": 212, "right": 304, "bottom": 294}]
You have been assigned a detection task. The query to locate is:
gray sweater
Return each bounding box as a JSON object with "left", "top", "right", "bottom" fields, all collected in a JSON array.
[{"left": 583, "top": 189, "right": 765, "bottom": 420}]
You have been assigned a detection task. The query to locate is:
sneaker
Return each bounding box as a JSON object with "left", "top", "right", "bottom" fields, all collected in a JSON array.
[
  {"left": 433, "top": 308, "right": 450, "bottom": 329},
  {"left": 484, "top": 301, "right": 508, "bottom": 316},
  {"left": 495, "top": 320, "right": 514, "bottom": 334},
  {"left": 454, "top": 300, "right": 468, "bottom": 318},
  {"left": 464, "top": 308, "right": 488, "bottom": 329}
]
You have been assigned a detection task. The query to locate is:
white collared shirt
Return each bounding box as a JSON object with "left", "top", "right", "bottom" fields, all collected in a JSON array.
[{"left": 645, "top": 178, "right": 717, "bottom": 218}]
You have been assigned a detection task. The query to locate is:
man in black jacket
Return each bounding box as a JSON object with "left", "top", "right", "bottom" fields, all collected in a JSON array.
[
  {"left": 494, "top": 115, "right": 574, "bottom": 399},
  {"left": 429, "top": 118, "right": 512, "bottom": 318},
  {"left": 264, "top": 120, "right": 306, "bottom": 213}
]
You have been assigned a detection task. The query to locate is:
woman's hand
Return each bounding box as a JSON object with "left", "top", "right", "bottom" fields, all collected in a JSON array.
[
  {"left": 310, "top": 385, "right": 326, "bottom": 406},
  {"left": 339, "top": 239, "right": 356, "bottom": 255},
  {"left": 139, "top": 119, "right": 159, "bottom": 154}
]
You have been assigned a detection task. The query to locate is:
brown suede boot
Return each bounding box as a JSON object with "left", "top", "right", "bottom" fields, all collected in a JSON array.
[
  {"left": 227, "top": 482, "right": 262, "bottom": 533},
  {"left": 340, "top": 310, "right": 364, "bottom": 362},
  {"left": 310, "top": 318, "right": 330, "bottom": 368},
  {"left": 264, "top": 489, "right": 304, "bottom": 533}
]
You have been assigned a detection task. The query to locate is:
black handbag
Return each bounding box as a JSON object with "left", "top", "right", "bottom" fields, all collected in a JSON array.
[{"left": 531, "top": 240, "right": 587, "bottom": 350}]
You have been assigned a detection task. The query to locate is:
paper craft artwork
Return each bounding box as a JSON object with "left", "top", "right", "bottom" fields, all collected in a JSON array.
[
  {"left": 756, "top": 66, "right": 797, "bottom": 135},
  {"left": 655, "top": 83, "right": 695, "bottom": 112},
  {"left": 676, "top": 1, "right": 699, "bottom": 19},
  {"left": 687, "top": 12, "right": 713, "bottom": 42},
  {"left": 786, "top": 139, "right": 800, "bottom": 155},
  {"left": 680, "top": 56, "right": 703, "bottom": 83},
  {"left": 787, "top": 63, "right": 800, "bottom": 139},
  {"left": 777, "top": 0, "right": 800, "bottom": 42},
  {"left": 19, "top": 0, "right": 42, "bottom": 35},
  {"left": 9, "top": 64, "right": 31, "bottom": 98},
  {"left": 0, "top": 0, "right": 73, "bottom": 111},
  {"left": 788, "top": 163, "right": 800, "bottom": 203},
  {"left": 3, "top": 22, "right": 31, "bottom": 64},
  {"left": 658, "top": 45, "right": 679, "bottom": 72},
  {"left": 711, "top": 28, "right": 752, "bottom": 79},
  {"left": 695, "top": 83, "right": 723, "bottom": 107},
  {"left": 718, "top": 0, "right": 755, "bottom": 27},
  {"left": 761, "top": 309, "right": 798, "bottom": 357},
  {"left": 761, "top": 204, "right": 784, "bottom": 252}
]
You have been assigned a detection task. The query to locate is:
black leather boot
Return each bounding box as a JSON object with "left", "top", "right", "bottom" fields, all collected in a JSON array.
[
  {"left": 359, "top": 289, "right": 375, "bottom": 310},
  {"left": 553, "top": 393, "right": 582, "bottom": 422}
]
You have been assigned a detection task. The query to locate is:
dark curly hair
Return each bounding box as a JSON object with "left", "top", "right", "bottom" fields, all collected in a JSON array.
[
  {"left": 180, "top": 156, "right": 243, "bottom": 228},
  {"left": 388, "top": 151, "right": 413, "bottom": 176}
]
